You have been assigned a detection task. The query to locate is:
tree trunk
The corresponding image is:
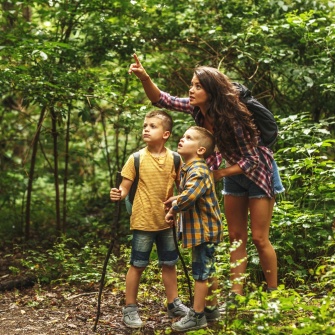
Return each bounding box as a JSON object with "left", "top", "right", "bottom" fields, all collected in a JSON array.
[
  {"left": 25, "top": 106, "right": 47, "bottom": 240},
  {"left": 62, "top": 107, "right": 71, "bottom": 233},
  {"left": 50, "top": 107, "right": 61, "bottom": 233}
]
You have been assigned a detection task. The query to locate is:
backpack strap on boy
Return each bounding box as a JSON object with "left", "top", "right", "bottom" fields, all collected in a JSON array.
[
  {"left": 172, "top": 151, "right": 181, "bottom": 173},
  {"left": 125, "top": 150, "right": 180, "bottom": 215},
  {"left": 125, "top": 152, "right": 140, "bottom": 214}
]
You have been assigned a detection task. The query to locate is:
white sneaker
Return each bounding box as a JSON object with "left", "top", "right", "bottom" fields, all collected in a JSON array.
[
  {"left": 122, "top": 304, "right": 144, "bottom": 328},
  {"left": 167, "top": 297, "right": 189, "bottom": 318},
  {"left": 172, "top": 308, "right": 207, "bottom": 332}
]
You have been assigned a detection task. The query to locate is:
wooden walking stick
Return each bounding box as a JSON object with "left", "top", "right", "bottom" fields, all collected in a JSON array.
[
  {"left": 93, "top": 171, "right": 122, "bottom": 332},
  {"left": 172, "top": 224, "right": 193, "bottom": 306}
]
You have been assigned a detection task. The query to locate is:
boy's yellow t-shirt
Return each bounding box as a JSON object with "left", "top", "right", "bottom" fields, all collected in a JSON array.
[{"left": 121, "top": 147, "right": 179, "bottom": 231}]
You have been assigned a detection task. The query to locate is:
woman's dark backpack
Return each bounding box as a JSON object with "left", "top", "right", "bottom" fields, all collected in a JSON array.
[{"left": 234, "top": 83, "right": 279, "bottom": 148}]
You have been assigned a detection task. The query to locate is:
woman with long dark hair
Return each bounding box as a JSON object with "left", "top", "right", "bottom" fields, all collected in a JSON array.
[{"left": 128, "top": 54, "right": 284, "bottom": 298}]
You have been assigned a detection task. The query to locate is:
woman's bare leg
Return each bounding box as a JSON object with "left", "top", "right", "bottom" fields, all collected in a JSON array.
[
  {"left": 224, "top": 195, "right": 249, "bottom": 295},
  {"left": 249, "top": 197, "right": 277, "bottom": 289}
]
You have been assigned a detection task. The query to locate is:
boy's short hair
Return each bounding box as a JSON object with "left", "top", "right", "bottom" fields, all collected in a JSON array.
[
  {"left": 189, "top": 126, "right": 215, "bottom": 159},
  {"left": 145, "top": 110, "right": 173, "bottom": 132}
]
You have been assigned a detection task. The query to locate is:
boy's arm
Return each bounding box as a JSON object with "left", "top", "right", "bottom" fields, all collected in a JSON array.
[
  {"left": 110, "top": 178, "right": 133, "bottom": 201},
  {"left": 171, "top": 172, "right": 208, "bottom": 213},
  {"left": 163, "top": 195, "right": 178, "bottom": 212}
]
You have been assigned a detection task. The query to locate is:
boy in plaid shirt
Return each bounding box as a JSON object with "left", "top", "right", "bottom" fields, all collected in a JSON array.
[{"left": 165, "top": 126, "right": 223, "bottom": 332}]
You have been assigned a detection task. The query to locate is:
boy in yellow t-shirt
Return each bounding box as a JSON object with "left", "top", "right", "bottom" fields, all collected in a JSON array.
[{"left": 110, "top": 110, "right": 188, "bottom": 329}]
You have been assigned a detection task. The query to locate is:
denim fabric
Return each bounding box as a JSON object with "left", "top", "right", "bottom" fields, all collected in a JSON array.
[
  {"left": 223, "top": 159, "right": 285, "bottom": 198},
  {"left": 130, "top": 228, "right": 178, "bottom": 267},
  {"left": 191, "top": 243, "right": 216, "bottom": 281}
]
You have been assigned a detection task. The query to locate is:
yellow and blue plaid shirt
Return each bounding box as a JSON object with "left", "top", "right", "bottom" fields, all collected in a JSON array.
[{"left": 171, "top": 158, "right": 223, "bottom": 249}]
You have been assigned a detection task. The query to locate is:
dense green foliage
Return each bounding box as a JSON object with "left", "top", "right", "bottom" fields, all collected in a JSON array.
[{"left": 0, "top": 0, "right": 335, "bottom": 333}]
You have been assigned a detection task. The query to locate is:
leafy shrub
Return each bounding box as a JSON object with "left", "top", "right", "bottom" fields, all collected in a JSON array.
[{"left": 20, "top": 236, "right": 118, "bottom": 285}]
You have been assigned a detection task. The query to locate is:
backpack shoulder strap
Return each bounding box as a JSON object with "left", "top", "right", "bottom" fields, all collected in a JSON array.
[
  {"left": 172, "top": 151, "right": 181, "bottom": 172},
  {"left": 133, "top": 151, "right": 140, "bottom": 172},
  {"left": 128, "top": 151, "right": 140, "bottom": 204}
]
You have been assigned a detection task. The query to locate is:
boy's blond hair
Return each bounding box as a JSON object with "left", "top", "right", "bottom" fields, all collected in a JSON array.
[
  {"left": 189, "top": 126, "right": 215, "bottom": 159},
  {"left": 145, "top": 110, "right": 173, "bottom": 132}
]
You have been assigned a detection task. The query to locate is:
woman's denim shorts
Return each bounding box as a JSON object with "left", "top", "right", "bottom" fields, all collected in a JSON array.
[
  {"left": 130, "top": 228, "right": 178, "bottom": 268},
  {"left": 222, "top": 159, "right": 285, "bottom": 199}
]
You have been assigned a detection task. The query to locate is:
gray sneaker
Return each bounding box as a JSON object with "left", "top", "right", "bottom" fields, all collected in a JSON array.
[
  {"left": 122, "top": 304, "right": 144, "bottom": 328},
  {"left": 167, "top": 297, "right": 189, "bottom": 318},
  {"left": 171, "top": 308, "right": 207, "bottom": 332},
  {"left": 204, "top": 307, "right": 221, "bottom": 322}
]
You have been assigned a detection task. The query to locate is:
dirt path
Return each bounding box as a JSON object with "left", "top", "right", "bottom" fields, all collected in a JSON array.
[{"left": 0, "top": 285, "right": 175, "bottom": 335}]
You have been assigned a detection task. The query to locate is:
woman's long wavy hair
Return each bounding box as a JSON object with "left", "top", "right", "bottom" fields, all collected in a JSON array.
[{"left": 194, "top": 66, "right": 258, "bottom": 157}]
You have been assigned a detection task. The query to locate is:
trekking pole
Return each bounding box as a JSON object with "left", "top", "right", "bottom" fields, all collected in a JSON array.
[
  {"left": 93, "top": 171, "right": 122, "bottom": 332},
  {"left": 172, "top": 223, "right": 193, "bottom": 306}
]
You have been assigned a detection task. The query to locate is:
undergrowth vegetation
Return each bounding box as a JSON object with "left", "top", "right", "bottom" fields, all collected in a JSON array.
[{"left": 7, "top": 114, "right": 334, "bottom": 334}]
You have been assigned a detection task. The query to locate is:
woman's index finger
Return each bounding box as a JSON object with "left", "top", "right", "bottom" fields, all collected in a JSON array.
[{"left": 133, "top": 53, "right": 141, "bottom": 66}]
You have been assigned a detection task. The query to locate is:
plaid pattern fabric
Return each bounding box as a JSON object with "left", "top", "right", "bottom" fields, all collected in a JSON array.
[
  {"left": 172, "top": 159, "right": 223, "bottom": 248},
  {"left": 154, "top": 91, "right": 274, "bottom": 197}
]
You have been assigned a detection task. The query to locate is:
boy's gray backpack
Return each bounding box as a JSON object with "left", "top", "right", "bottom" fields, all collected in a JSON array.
[{"left": 125, "top": 151, "right": 181, "bottom": 215}]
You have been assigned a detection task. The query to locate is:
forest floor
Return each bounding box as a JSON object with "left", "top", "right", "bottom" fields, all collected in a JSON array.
[
  {"left": 0, "top": 283, "right": 178, "bottom": 335},
  {"left": 0, "top": 244, "right": 197, "bottom": 335}
]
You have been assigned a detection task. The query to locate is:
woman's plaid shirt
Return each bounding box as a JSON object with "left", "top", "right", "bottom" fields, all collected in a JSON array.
[
  {"left": 171, "top": 158, "right": 223, "bottom": 249},
  {"left": 153, "top": 91, "right": 274, "bottom": 198}
]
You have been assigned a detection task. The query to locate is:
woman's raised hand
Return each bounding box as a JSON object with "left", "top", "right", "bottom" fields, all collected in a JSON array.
[
  {"left": 128, "top": 53, "right": 160, "bottom": 102},
  {"left": 128, "top": 53, "right": 149, "bottom": 81}
]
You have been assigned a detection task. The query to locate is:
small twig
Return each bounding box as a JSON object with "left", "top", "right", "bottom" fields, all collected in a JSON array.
[
  {"left": 76, "top": 315, "right": 87, "bottom": 322},
  {"left": 66, "top": 292, "right": 99, "bottom": 300}
]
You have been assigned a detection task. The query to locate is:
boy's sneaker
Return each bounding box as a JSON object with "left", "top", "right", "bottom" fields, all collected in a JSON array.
[
  {"left": 204, "top": 307, "right": 221, "bottom": 322},
  {"left": 167, "top": 297, "right": 189, "bottom": 318},
  {"left": 122, "top": 304, "right": 144, "bottom": 328},
  {"left": 171, "top": 308, "right": 207, "bottom": 332}
]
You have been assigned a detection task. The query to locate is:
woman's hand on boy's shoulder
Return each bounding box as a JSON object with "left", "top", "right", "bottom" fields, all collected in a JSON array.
[{"left": 213, "top": 169, "right": 223, "bottom": 181}]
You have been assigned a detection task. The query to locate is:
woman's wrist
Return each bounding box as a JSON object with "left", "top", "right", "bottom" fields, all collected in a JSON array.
[
  {"left": 140, "top": 74, "right": 150, "bottom": 82},
  {"left": 220, "top": 168, "right": 226, "bottom": 178},
  {"left": 213, "top": 168, "right": 225, "bottom": 181}
]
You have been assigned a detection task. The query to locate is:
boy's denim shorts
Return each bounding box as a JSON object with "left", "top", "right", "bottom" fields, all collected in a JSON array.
[
  {"left": 222, "top": 159, "right": 285, "bottom": 199},
  {"left": 130, "top": 228, "right": 178, "bottom": 268},
  {"left": 192, "top": 243, "right": 217, "bottom": 281}
]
